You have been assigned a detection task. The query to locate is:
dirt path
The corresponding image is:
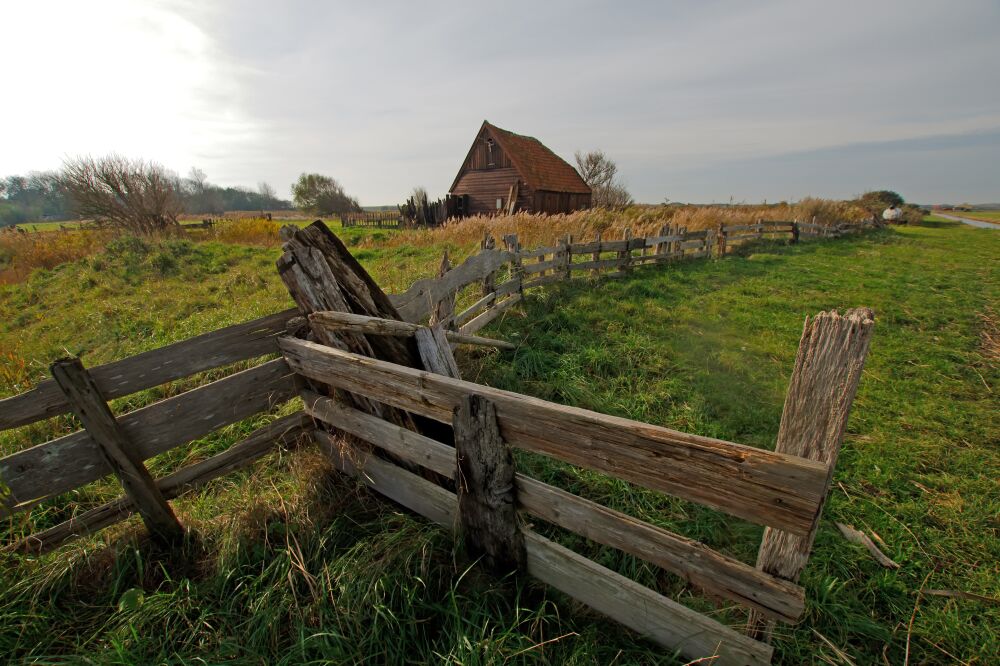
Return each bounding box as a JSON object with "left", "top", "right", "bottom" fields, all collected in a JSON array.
[{"left": 935, "top": 213, "right": 1000, "bottom": 229}]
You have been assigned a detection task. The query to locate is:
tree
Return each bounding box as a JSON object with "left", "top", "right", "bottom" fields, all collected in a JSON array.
[
  {"left": 291, "top": 173, "right": 361, "bottom": 216},
  {"left": 574, "top": 150, "right": 633, "bottom": 209},
  {"left": 61, "top": 155, "right": 180, "bottom": 234},
  {"left": 857, "top": 190, "right": 904, "bottom": 212}
]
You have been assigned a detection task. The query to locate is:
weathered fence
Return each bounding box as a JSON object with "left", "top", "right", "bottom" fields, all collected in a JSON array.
[
  {"left": 341, "top": 210, "right": 403, "bottom": 228},
  {"left": 0, "top": 218, "right": 878, "bottom": 664}
]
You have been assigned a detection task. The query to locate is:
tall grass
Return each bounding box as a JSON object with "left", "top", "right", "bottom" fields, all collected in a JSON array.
[
  {"left": 0, "top": 230, "right": 111, "bottom": 284},
  {"left": 388, "top": 199, "right": 875, "bottom": 251}
]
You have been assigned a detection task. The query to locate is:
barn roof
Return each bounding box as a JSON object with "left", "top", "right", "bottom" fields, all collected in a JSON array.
[{"left": 451, "top": 121, "right": 592, "bottom": 194}]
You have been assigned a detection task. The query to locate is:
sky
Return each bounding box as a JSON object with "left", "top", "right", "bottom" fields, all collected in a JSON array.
[{"left": 2, "top": 0, "right": 999, "bottom": 205}]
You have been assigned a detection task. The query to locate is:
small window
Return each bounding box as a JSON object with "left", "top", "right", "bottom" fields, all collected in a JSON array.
[
  {"left": 486, "top": 138, "right": 495, "bottom": 166},
  {"left": 496, "top": 197, "right": 503, "bottom": 210}
]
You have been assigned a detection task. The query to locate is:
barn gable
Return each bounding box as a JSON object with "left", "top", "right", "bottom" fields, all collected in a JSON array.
[{"left": 449, "top": 121, "right": 591, "bottom": 216}]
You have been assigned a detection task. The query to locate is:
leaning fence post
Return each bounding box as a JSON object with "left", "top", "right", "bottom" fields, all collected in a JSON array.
[
  {"left": 429, "top": 252, "right": 454, "bottom": 329},
  {"left": 453, "top": 394, "right": 525, "bottom": 574},
  {"left": 49, "top": 357, "right": 184, "bottom": 544},
  {"left": 746, "top": 308, "right": 875, "bottom": 641}
]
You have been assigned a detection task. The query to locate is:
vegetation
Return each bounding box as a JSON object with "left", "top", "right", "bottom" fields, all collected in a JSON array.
[
  {"left": 574, "top": 150, "right": 633, "bottom": 209},
  {"left": 0, "top": 215, "right": 997, "bottom": 664},
  {"left": 291, "top": 173, "right": 362, "bottom": 216},
  {"left": 60, "top": 155, "right": 182, "bottom": 234},
  {"left": 179, "top": 167, "right": 291, "bottom": 215},
  {"left": 0, "top": 172, "right": 72, "bottom": 225}
]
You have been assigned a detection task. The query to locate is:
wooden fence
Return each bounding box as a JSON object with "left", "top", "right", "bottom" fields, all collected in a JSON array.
[
  {"left": 341, "top": 210, "right": 403, "bottom": 228},
  {"left": 0, "top": 218, "right": 878, "bottom": 664}
]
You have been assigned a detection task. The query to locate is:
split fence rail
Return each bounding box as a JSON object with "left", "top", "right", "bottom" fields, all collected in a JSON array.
[{"left": 0, "top": 218, "right": 878, "bottom": 665}]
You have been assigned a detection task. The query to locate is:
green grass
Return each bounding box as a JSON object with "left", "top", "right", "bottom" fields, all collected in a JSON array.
[
  {"left": 1, "top": 218, "right": 997, "bottom": 664},
  {"left": 948, "top": 210, "right": 1000, "bottom": 222}
]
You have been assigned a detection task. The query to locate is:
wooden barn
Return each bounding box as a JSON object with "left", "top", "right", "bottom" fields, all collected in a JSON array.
[{"left": 448, "top": 121, "right": 591, "bottom": 217}]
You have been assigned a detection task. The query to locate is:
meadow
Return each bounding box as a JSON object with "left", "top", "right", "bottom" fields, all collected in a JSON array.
[{"left": 0, "top": 214, "right": 997, "bottom": 664}]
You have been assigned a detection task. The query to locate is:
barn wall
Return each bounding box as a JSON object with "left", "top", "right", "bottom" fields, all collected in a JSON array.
[
  {"left": 533, "top": 190, "right": 592, "bottom": 214},
  {"left": 451, "top": 169, "right": 535, "bottom": 216},
  {"left": 463, "top": 129, "right": 514, "bottom": 171}
]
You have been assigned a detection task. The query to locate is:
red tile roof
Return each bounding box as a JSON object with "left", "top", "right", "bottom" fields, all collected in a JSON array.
[{"left": 463, "top": 121, "right": 592, "bottom": 194}]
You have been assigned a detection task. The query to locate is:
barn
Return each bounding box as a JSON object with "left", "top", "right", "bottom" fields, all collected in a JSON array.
[{"left": 448, "top": 121, "right": 592, "bottom": 217}]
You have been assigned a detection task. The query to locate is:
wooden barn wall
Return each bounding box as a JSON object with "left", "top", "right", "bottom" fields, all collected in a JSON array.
[
  {"left": 463, "top": 129, "right": 514, "bottom": 171},
  {"left": 534, "top": 190, "right": 591, "bottom": 214},
  {"left": 451, "top": 169, "right": 534, "bottom": 216}
]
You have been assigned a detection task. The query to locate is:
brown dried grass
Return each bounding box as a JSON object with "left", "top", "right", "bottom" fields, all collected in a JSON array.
[
  {"left": 0, "top": 230, "right": 112, "bottom": 285},
  {"left": 387, "top": 199, "right": 873, "bottom": 251}
]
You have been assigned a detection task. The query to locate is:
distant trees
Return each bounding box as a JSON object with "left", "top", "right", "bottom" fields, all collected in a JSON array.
[
  {"left": 574, "top": 150, "right": 633, "bottom": 209},
  {"left": 858, "top": 190, "right": 905, "bottom": 212},
  {"left": 178, "top": 169, "right": 290, "bottom": 215},
  {"left": 0, "top": 171, "right": 72, "bottom": 225},
  {"left": 291, "top": 173, "right": 361, "bottom": 216}
]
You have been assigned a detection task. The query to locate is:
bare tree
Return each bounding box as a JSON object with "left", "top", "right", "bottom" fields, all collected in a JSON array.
[
  {"left": 574, "top": 149, "right": 633, "bottom": 209},
  {"left": 61, "top": 155, "right": 180, "bottom": 234}
]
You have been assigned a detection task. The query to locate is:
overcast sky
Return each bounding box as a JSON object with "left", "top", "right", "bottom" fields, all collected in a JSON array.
[{"left": 2, "top": 0, "right": 998, "bottom": 204}]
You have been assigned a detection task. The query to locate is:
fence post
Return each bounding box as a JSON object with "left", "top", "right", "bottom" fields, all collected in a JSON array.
[
  {"left": 429, "top": 252, "right": 454, "bottom": 329},
  {"left": 563, "top": 234, "right": 573, "bottom": 281},
  {"left": 453, "top": 394, "right": 525, "bottom": 574},
  {"left": 592, "top": 231, "right": 602, "bottom": 277},
  {"left": 654, "top": 223, "right": 669, "bottom": 262},
  {"left": 617, "top": 229, "right": 632, "bottom": 274},
  {"left": 49, "top": 357, "right": 184, "bottom": 545},
  {"left": 791, "top": 221, "right": 800, "bottom": 245},
  {"left": 746, "top": 308, "right": 875, "bottom": 641},
  {"left": 717, "top": 223, "right": 727, "bottom": 258},
  {"left": 502, "top": 234, "right": 522, "bottom": 296}
]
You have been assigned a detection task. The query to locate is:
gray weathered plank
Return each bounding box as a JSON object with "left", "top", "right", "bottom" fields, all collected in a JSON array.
[
  {"left": 9, "top": 412, "right": 311, "bottom": 554},
  {"left": 459, "top": 294, "right": 523, "bottom": 335},
  {"left": 321, "top": 433, "right": 771, "bottom": 665},
  {"left": 389, "top": 249, "right": 514, "bottom": 323},
  {"left": 309, "top": 311, "right": 514, "bottom": 350},
  {"left": 280, "top": 338, "right": 828, "bottom": 535},
  {"left": 415, "top": 325, "right": 461, "bottom": 378},
  {"left": 303, "top": 392, "right": 804, "bottom": 622},
  {"left": 746, "top": 308, "right": 875, "bottom": 641},
  {"left": 0, "top": 308, "right": 296, "bottom": 432},
  {"left": 1, "top": 358, "right": 296, "bottom": 516},
  {"left": 50, "top": 358, "right": 183, "bottom": 543}
]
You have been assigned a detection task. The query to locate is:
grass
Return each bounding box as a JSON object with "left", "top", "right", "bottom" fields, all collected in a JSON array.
[
  {"left": 1, "top": 216, "right": 998, "bottom": 664},
  {"left": 946, "top": 210, "right": 1000, "bottom": 223}
]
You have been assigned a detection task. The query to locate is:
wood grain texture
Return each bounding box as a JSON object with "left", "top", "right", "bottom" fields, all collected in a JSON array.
[
  {"left": 50, "top": 358, "right": 183, "bottom": 543},
  {"left": 322, "top": 432, "right": 771, "bottom": 665},
  {"left": 9, "top": 412, "right": 311, "bottom": 554},
  {"left": 454, "top": 395, "right": 524, "bottom": 573},
  {"left": 389, "top": 248, "right": 513, "bottom": 323},
  {"left": 747, "top": 308, "right": 875, "bottom": 640},
  {"left": 428, "top": 252, "right": 455, "bottom": 328},
  {"left": 302, "top": 391, "right": 803, "bottom": 622},
  {"left": 459, "top": 294, "right": 523, "bottom": 335},
  {"left": 280, "top": 338, "right": 828, "bottom": 535},
  {"left": 0, "top": 308, "right": 296, "bottom": 431},
  {"left": 1, "top": 358, "right": 296, "bottom": 516},
  {"left": 415, "top": 325, "right": 461, "bottom": 379},
  {"left": 309, "top": 311, "right": 514, "bottom": 350}
]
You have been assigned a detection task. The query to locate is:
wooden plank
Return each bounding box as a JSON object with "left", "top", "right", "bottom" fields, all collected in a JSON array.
[
  {"left": 414, "top": 325, "right": 461, "bottom": 379},
  {"left": 459, "top": 294, "right": 522, "bottom": 336},
  {"left": 521, "top": 274, "right": 563, "bottom": 291},
  {"left": 280, "top": 338, "right": 828, "bottom": 534},
  {"left": 302, "top": 392, "right": 804, "bottom": 622},
  {"left": 643, "top": 234, "right": 683, "bottom": 247},
  {"left": 0, "top": 308, "right": 296, "bottom": 432},
  {"left": 10, "top": 412, "right": 311, "bottom": 554},
  {"left": 309, "top": 311, "right": 514, "bottom": 350},
  {"left": 524, "top": 532, "right": 773, "bottom": 666},
  {"left": 454, "top": 395, "right": 524, "bottom": 573},
  {"left": 50, "top": 358, "right": 183, "bottom": 543},
  {"left": 522, "top": 258, "right": 560, "bottom": 275},
  {"left": 1, "top": 358, "right": 296, "bottom": 516},
  {"left": 428, "top": 252, "right": 454, "bottom": 328},
  {"left": 519, "top": 246, "right": 554, "bottom": 260},
  {"left": 321, "top": 434, "right": 771, "bottom": 665},
  {"left": 454, "top": 292, "right": 496, "bottom": 326},
  {"left": 747, "top": 308, "right": 875, "bottom": 641},
  {"left": 389, "top": 249, "right": 514, "bottom": 323}
]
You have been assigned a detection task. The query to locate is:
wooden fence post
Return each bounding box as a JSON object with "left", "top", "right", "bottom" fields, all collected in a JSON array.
[
  {"left": 503, "top": 234, "right": 522, "bottom": 295},
  {"left": 592, "top": 231, "right": 602, "bottom": 277},
  {"left": 746, "top": 308, "right": 875, "bottom": 641},
  {"left": 563, "top": 234, "right": 573, "bottom": 281},
  {"left": 453, "top": 394, "right": 525, "bottom": 574},
  {"left": 49, "top": 357, "right": 184, "bottom": 544},
  {"left": 619, "top": 229, "right": 633, "bottom": 274},
  {"left": 481, "top": 233, "right": 497, "bottom": 298},
  {"left": 717, "top": 223, "right": 727, "bottom": 258},
  {"left": 429, "top": 252, "right": 454, "bottom": 329},
  {"left": 791, "top": 221, "right": 800, "bottom": 245}
]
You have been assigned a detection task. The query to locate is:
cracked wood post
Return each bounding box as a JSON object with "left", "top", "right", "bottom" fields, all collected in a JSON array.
[
  {"left": 746, "top": 308, "right": 875, "bottom": 641},
  {"left": 561, "top": 234, "right": 572, "bottom": 281},
  {"left": 276, "top": 220, "right": 453, "bottom": 450},
  {"left": 429, "top": 252, "right": 454, "bottom": 329},
  {"left": 453, "top": 394, "right": 525, "bottom": 574},
  {"left": 50, "top": 357, "right": 184, "bottom": 544},
  {"left": 502, "top": 233, "right": 522, "bottom": 296}
]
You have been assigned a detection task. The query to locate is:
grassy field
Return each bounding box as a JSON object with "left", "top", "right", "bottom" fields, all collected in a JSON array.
[
  {"left": 947, "top": 210, "right": 1000, "bottom": 223},
  {"left": 0, "top": 217, "right": 997, "bottom": 664}
]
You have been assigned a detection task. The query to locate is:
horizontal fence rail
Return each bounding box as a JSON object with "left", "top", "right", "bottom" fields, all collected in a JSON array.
[{"left": 280, "top": 336, "right": 829, "bottom": 535}]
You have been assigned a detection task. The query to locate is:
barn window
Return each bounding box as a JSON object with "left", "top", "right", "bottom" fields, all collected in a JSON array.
[
  {"left": 486, "top": 138, "right": 495, "bottom": 166},
  {"left": 496, "top": 197, "right": 503, "bottom": 210}
]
